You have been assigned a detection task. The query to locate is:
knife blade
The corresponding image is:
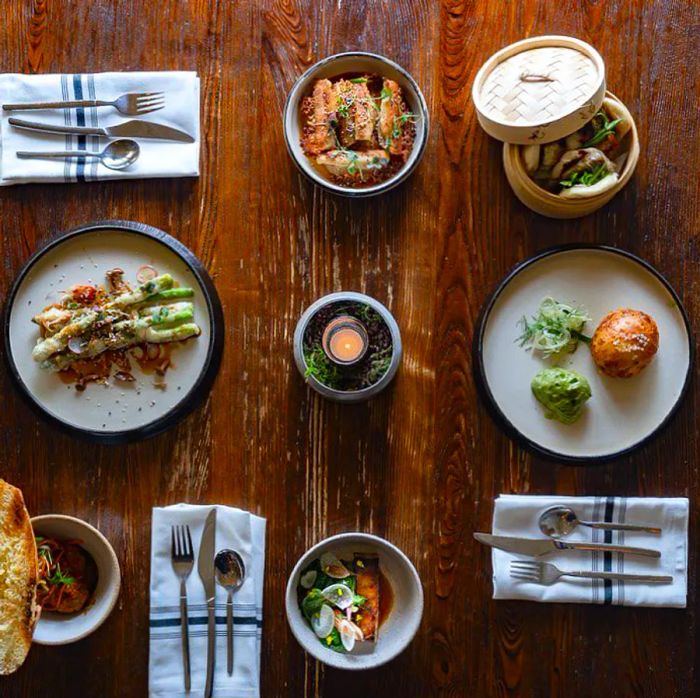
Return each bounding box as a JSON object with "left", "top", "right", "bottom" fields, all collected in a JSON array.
[
  {"left": 8, "top": 117, "right": 194, "bottom": 143},
  {"left": 198, "top": 508, "right": 217, "bottom": 698},
  {"left": 474, "top": 533, "right": 661, "bottom": 558}
]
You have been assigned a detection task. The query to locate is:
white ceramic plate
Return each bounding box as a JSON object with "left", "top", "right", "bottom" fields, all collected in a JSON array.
[
  {"left": 285, "top": 532, "right": 423, "bottom": 670},
  {"left": 5, "top": 221, "right": 223, "bottom": 443},
  {"left": 31, "top": 514, "right": 121, "bottom": 645},
  {"left": 476, "top": 246, "right": 692, "bottom": 462}
]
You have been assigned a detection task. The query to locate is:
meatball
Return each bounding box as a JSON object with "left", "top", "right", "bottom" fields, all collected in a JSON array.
[{"left": 590, "top": 309, "right": 659, "bottom": 378}]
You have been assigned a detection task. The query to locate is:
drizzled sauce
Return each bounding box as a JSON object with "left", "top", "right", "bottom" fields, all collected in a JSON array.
[{"left": 378, "top": 569, "right": 394, "bottom": 627}]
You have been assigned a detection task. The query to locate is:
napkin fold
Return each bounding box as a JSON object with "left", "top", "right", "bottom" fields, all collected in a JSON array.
[
  {"left": 0, "top": 71, "right": 200, "bottom": 185},
  {"left": 491, "top": 495, "right": 688, "bottom": 608},
  {"left": 149, "top": 504, "right": 266, "bottom": 698}
]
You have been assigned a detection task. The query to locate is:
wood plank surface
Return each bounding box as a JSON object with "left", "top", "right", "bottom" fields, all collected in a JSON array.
[{"left": 1, "top": 1, "right": 699, "bottom": 696}]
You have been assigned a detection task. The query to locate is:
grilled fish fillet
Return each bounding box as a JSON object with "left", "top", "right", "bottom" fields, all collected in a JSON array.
[{"left": 354, "top": 554, "right": 379, "bottom": 641}]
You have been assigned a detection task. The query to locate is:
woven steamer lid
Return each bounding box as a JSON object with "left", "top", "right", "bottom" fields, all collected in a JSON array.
[{"left": 473, "top": 36, "right": 606, "bottom": 144}]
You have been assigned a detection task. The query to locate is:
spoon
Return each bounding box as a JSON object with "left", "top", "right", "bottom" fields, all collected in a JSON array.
[
  {"left": 539, "top": 505, "right": 661, "bottom": 539},
  {"left": 16, "top": 138, "right": 140, "bottom": 170},
  {"left": 214, "top": 549, "right": 246, "bottom": 676}
]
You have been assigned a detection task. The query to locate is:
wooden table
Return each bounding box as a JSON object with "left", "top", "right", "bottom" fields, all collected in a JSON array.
[{"left": 2, "top": 1, "right": 698, "bottom": 696}]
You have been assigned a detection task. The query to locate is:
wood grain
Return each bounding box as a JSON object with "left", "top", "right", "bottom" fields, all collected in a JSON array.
[{"left": 1, "top": 1, "right": 699, "bottom": 696}]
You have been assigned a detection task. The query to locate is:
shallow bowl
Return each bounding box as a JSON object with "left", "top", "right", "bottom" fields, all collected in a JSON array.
[
  {"left": 283, "top": 51, "right": 429, "bottom": 197},
  {"left": 30, "top": 514, "right": 121, "bottom": 645},
  {"left": 285, "top": 532, "right": 423, "bottom": 670}
]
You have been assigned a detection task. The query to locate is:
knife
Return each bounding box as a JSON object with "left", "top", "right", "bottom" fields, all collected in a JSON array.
[
  {"left": 474, "top": 533, "right": 661, "bottom": 558},
  {"left": 198, "top": 508, "right": 217, "bottom": 698},
  {"left": 8, "top": 116, "right": 194, "bottom": 143}
]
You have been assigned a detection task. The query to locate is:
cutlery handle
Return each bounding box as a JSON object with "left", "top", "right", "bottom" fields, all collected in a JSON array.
[
  {"left": 227, "top": 592, "right": 233, "bottom": 676},
  {"left": 17, "top": 150, "right": 97, "bottom": 160},
  {"left": 8, "top": 117, "right": 104, "bottom": 136},
  {"left": 204, "top": 597, "right": 216, "bottom": 698},
  {"left": 582, "top": 521, "right": 662, "bottom": 534},
  {"left": 560, "top": 542, "right": 661, "bottom": 558},
  {"left": 179, "top": 580, "right": 191, "bottom": 692},
  {"left": 565, "top": 570, "right": 673, "bottom": 583},
  {"left": 3, "top": 100, "right": 111, "bottom": 111}
]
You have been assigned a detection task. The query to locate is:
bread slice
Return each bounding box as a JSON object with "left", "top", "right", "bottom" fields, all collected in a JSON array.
[{"left": 0, "top": 479, "right": 38, "bottom": 675}]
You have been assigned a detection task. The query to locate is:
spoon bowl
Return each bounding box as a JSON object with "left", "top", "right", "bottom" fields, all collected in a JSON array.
[{"left": 101, "top": 139, "right": 140, "bottom": 170}]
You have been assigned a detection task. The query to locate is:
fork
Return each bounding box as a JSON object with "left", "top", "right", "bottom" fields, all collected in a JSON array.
[
  {"left": 171, "top": 524, "right": 195, "bottom": 691},
  {"left": 2, "top": 91, "right": 165, "bottom": 116},
  {"left": 510, "top": 560, "right": 673, "bottom": 585}
]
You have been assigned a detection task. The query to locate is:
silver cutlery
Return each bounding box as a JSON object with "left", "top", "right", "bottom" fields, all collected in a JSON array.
[
  {"left": 215, "top": 549, "right": 246, "bottom": 676},
  {"left": 3, "top": 91, "right": 165, "bottom": 116},
  {"left": 510, "top": 560, "right": 673, "bottom": 585},
  {"left": 539, "top": 505, "right": 662, "bottom": 539},
  {"left": 17, "top": 139, "right": 140, "bottom": 171},
  {"left": 171, "top": 524, "right": 194, "bottom": 692},
  {"left": 197, "top": 509, "right": 217, "bottom": 698},
  {"left": 8, "top": 116, "right": 194, "bottom": 143},
  {"left": 474, "top": 532, "right": 661, "bottom": 558}
]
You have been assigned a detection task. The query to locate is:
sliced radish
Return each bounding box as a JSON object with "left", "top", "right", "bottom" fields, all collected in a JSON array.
[
  {"left": 320, "top": 552, "right": 352, "bottom": 579},
  {"left": 321, "top": 583, "right": 354, "bottom": 610},
  {"left": 68, "top": 337, "right": 88, "bottom": 354},
  {"left": 310, "top": 604, "right": 334, "bottom": 639},
  {"left": 136, "top": 264, "right": 158, "bottom": 284},
  {"left": 334, "top": 617, "right": 364, "bottom": 652},
  {"left": 300, "top": 570, "right": 317, "bottom": 589}
]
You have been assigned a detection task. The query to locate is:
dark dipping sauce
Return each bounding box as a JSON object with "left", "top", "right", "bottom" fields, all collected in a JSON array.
[{"left": 377, "top": 568, "right": 394, "bottom": 627}]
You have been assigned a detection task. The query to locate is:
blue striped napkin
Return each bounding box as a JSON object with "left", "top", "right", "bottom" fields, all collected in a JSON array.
[
  {"left": 491, "top": 495, "right": 688, "bottom": 607},
  {"left": 149, "top": 504, "right": 265, "bottom": 698},
  {"left": 0, "top": 71, "right": 199, "bottom": 184}
]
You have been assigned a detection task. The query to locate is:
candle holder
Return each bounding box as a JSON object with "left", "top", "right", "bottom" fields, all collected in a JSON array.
[{"left": 293, "top": 292, "right": 402, "bottom": 403}]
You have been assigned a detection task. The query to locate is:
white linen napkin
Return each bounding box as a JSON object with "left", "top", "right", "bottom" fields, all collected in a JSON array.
[
  {"left": 491, "top": 495, "right": 688, "bottom": 607},
  {"left": 0, "top": 71, "right": 199, "bottom": 185},
  {"left": 149, "top": 504, "right": 266, "bottom": 698}
]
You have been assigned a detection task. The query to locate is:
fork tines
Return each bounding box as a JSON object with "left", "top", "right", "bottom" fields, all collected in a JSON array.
[
  {"left": 509, "top": 560, "right": 541, "bottom": 581},
  {"left": 171, "top": 524, "right": 194, "bottom": 561},
  {"left": 134, "top": 91, "right": 165, "bottom": 115}
]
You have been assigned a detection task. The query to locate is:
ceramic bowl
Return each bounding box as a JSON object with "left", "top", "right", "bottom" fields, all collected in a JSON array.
[
  {"left": 293, "top": 291, "right": 402, "bottom": 402},
  {"left": 286, "top": 532, "right": 423, "bottom": 670},
  {"left": 283, "top": 51, "right": 429, "bottom": 197},
  {"left": 31, "top": 514, "right": 121, "bottom": 645}
]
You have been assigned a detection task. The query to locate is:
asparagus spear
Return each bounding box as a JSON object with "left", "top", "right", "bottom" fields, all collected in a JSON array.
[
  {"left": 140, "top": 287, "right": 194, "bottom": 304},
  {"left": 31, "top": 311, "right": 98, "bottom": 362},
  {"left": 41, "top": 322, "right": 201, "bottom": 372},
  {"left": 105, "top": 274, "right": 174, "bottom": 308}
]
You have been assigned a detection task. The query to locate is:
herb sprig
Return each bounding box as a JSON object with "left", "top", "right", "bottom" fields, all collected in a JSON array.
[{"left": 581, "top": 110, "right": 623, "bottom": 148}]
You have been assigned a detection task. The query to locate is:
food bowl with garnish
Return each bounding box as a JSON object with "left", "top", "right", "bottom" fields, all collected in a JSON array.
[
  {"left": 31, "top": 514, "right": 121, "bottom": 645},
  {"left": 472, "top": 36, "right": 639, "bottom": 218},
  {"left": 285, "top": 532, "right": 423, "bottom": 670},
  {"left": 293, "top": 291, "right": 402, "bottom": 402},
  {"left": 284, "top": 52, "right": 429, "bottom": 197}
]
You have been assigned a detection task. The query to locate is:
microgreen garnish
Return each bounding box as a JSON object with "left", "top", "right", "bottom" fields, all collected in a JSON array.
[
  {"left": 560, "top": 163, "right": 609, "bottom": 188},
  {"left": 581, "top": 110, "right": 623, "bottom": 148},
  {"left": 349, "top": 77, "right": 367, "bottom": 84}
]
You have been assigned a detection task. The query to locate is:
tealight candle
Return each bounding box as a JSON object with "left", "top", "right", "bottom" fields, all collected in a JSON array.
[{"left": 321, "top": 316, "right": 369, "bottom": 365}]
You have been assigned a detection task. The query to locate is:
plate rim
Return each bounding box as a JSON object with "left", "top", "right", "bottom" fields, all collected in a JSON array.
[
  {"left": 473, "top": 243, "right": 694, "bottom": 465},
  {"left": 3, "top": 219, "right": 224, "bottom": 444}
]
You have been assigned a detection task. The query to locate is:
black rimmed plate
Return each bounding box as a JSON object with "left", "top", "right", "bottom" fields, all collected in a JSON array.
[
  {"left": 4, "top": 220, "right": 224, "bottom": 444},
  {"left": 474, "top": 245, "right": 693, "bottom": 464}
]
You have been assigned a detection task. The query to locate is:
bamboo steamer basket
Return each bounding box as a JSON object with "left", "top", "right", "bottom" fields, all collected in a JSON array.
[{"left": 473, "top": 36, "right": 639, "bottom": 219}]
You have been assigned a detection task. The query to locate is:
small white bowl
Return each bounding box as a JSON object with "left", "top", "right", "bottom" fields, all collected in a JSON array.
[
  {"left": 283, "top": 52, "right": 429, "bottom": 197},
  {"left": 30, "top": 514, "right": 121, "bottom": 645},
  {"left": 285, "top": 532, "right": 423, "bottom": 670}
]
